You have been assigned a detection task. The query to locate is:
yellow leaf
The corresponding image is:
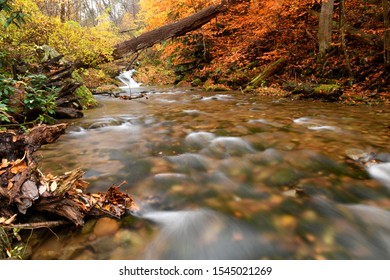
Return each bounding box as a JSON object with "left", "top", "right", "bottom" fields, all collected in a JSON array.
[{"left": 1, "top": 158, "right": 9, "bottom": 168}]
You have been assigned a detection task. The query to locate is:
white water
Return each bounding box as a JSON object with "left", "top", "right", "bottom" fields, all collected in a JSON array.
[
  {"left": 136, "top": 208, "right": 273, "bottom": 259},
  {"left": 117, "top": 69, "right": 141, "bottom": 88},
  {"left": 368, "top": 163, "right": 390, "bottom": 190}
]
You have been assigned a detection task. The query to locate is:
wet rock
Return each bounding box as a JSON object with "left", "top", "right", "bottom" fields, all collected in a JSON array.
[
  {"left": 248, "top": 148, "right": 284, "bottom": 166},
  {"left": 165, "top": 153, "right": 209, "bottom": 172},
  {"left": 93, "top": 84, "right": 122, "bottom": 96},
  {"left": 87, "top": 118, "right": 126, "bottom": 129},
  {"left": 185, "top": 132, "right": 216, "bottom": 149},
  {"left": 265, "top": 167, "right": 302, "bottom": 187},
  {"left": 285, "top": 150, "right": 345, "bottom": 174},
  {"left": 93, "top": 217, "right": 120, "bottom": 237},
  {"left": 207, "top": 137, "right": 255, "bottom": 157},
  {"left": 345, "top": 148, "right": 376, "bottom": 164}
]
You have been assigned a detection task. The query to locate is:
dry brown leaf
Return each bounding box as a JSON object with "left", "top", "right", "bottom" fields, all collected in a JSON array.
[
  {"left": 1, "top": 158, "right": 9, "bottom": 168},
  {"left": 10, "top": 161, "right": 28, "bottom": 174},
  {"left": 4, "top": 214, "right": 17, "bottom": 225}
]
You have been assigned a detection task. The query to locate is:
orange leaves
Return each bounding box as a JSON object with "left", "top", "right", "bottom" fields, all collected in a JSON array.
[
  {"left": 138, "top": 0, "right": 218, "bottom": 30},
  {"left": 0, "top": 154, "right": 28, "bottom": 177}
]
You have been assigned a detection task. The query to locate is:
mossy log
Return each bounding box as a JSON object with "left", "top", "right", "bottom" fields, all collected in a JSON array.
[
  {"left": 244, "top": 57, "right": 288, "bottom": 91},
  {"left": 284, "top": 82, "right": 342, "bottom": 101}
]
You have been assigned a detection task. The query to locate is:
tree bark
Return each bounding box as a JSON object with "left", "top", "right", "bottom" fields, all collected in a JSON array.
[
  {"left": 384, "top": 0, "right": 390, "bottom": 70},
  {"left": 339, "top": 0, "right": 354, "bottom": 81},
  {"left": 112, "top": 2, "right": 230, "bottom": 59},
  {"left": 318, "top": 0, "right": 335, "bottom": 55}
]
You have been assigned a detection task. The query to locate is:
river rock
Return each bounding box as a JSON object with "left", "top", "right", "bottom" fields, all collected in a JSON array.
[
  {"left": 185, "top": 132, "right": 216, "bottom": 149},
  {"left": 93, "top": 84, "right": 123, "bottom": 96},
  {"left": 93, "top": 217, "right": 120, "bottom": 237},
  {"left": 164, "top": 153, "right": 209, "bottom": 172},
  {"left": 207, "top": 137, "right": 255, "bottom": 157}
]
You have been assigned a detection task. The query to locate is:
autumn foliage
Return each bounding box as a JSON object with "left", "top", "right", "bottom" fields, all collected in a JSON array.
[
  {"left": 136, "top": 0, "right": 388, "bottom": 100},
  {"left": 0, "top": 0, "right": 388, "bottom": 101}
]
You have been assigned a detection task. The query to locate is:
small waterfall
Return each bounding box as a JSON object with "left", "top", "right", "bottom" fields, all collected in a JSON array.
[{"left": 117, "top": 69, "right": 141, "bottom": 89}]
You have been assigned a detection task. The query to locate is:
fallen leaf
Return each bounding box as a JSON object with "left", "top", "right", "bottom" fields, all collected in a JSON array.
[
  {"left": 1, "top": 158, "right": 9, "bottom": 168},
  {"left": 50, "top": 180, "right": 57, "bottom": 192},
  {"left": 10, "top": 161, "right": 28, "bottom": 174},
  {"left": 5, "top": 214, "right": 17, "bottom": 225}
]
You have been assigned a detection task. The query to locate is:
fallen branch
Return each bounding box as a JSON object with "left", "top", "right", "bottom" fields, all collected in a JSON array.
[
  {"left": 244, "top": 57, "right": 288, "bottom": 91},
  {"left": 2, "top": 220, "right": 70, "bottom": 230}
]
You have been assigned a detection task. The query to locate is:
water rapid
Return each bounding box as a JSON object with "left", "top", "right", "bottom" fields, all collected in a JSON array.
[{"left": 34, "top": 87, "right": 390, "bottom": 260}]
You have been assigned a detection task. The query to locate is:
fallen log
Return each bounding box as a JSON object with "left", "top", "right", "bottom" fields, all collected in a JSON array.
[
  {"left": 113, "top": 1, "right": 231, "bottom": 59},
  {"left": 244, "top": 56, "right": 288, "bottom": 91},
  {"left": 283, "top": 82, "right": 343, "bottom": 101},
  {"left": 0, "top": 124, "right": 136, "bottom": 227}
]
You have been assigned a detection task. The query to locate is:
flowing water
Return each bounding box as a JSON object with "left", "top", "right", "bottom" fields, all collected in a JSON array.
[{"left": 33, "top": 86, "right": 390, "bottom": 260}]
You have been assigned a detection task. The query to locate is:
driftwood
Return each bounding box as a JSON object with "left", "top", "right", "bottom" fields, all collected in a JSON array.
[
  {"left": 0, "top": 124, "right": 137, "bottom": 227},
  {"left": 113, "top": 1, "right": 233, "bottom": 59}
]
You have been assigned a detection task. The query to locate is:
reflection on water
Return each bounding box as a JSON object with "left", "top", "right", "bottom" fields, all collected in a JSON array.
[{"left": 35, "top": 88, "right": 390, "bottom": 259}]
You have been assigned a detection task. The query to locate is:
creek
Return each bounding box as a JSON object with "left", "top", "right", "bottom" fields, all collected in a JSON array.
[{"left": 34, "top": 84, "right": 390, "bottom": 259}]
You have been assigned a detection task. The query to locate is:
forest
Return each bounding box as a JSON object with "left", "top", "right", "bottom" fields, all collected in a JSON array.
[
  {"left": 0, "top": 0, "right": 390, "bottom": 260},
  {"left": 0, "top": 0, "right": 389, "bottom": 124}
]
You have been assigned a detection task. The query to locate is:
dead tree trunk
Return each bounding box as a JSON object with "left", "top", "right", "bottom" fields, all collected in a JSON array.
[{"left": 112, "top": 2, "right": 230, "bottom": 59}]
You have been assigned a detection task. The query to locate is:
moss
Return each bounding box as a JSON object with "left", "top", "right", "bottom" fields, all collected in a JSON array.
[
  {"left": 72, "top": 71, "right": 98, "bottom": 108},
  {"left": 313, "top": 84, "right": 341, "bottom": 95},
  {"left": 74, "top": 85, "right": 98, "bottom": 109},
  {"left": 191, "top": 78, "right": 202, "bottom": 87}
]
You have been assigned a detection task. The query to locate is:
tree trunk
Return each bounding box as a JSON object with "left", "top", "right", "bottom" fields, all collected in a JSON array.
[
  {"left": 384, "top": 0, "right": 390, "bottom": 70},
  {"left": 339, "top": 0, "right": 354, "bottom": 81},
  {"left": 112, "top": 2, "right": 230, "bottom": 59},
  {"left": 318, "top": 0, "right": 335, "bottom": 55},
  {"left": 311, "top": 10, "right": 383, "bottom": 47},
  {"left": 60, "top": 0, "right": 66, "bottom": 23}
]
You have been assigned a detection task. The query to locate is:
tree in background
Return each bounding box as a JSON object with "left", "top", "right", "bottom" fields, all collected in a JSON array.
[
  {"left": 384, "top": 0, "right": 390, "bottom": 70},
  {"left": 318, "top": 0, "right": 334, "bottom": 56}
]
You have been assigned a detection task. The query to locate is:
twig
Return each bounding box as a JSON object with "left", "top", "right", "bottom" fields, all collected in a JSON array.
[{"left": 2, "top": 220, "right": 70, "bottom": 230}]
